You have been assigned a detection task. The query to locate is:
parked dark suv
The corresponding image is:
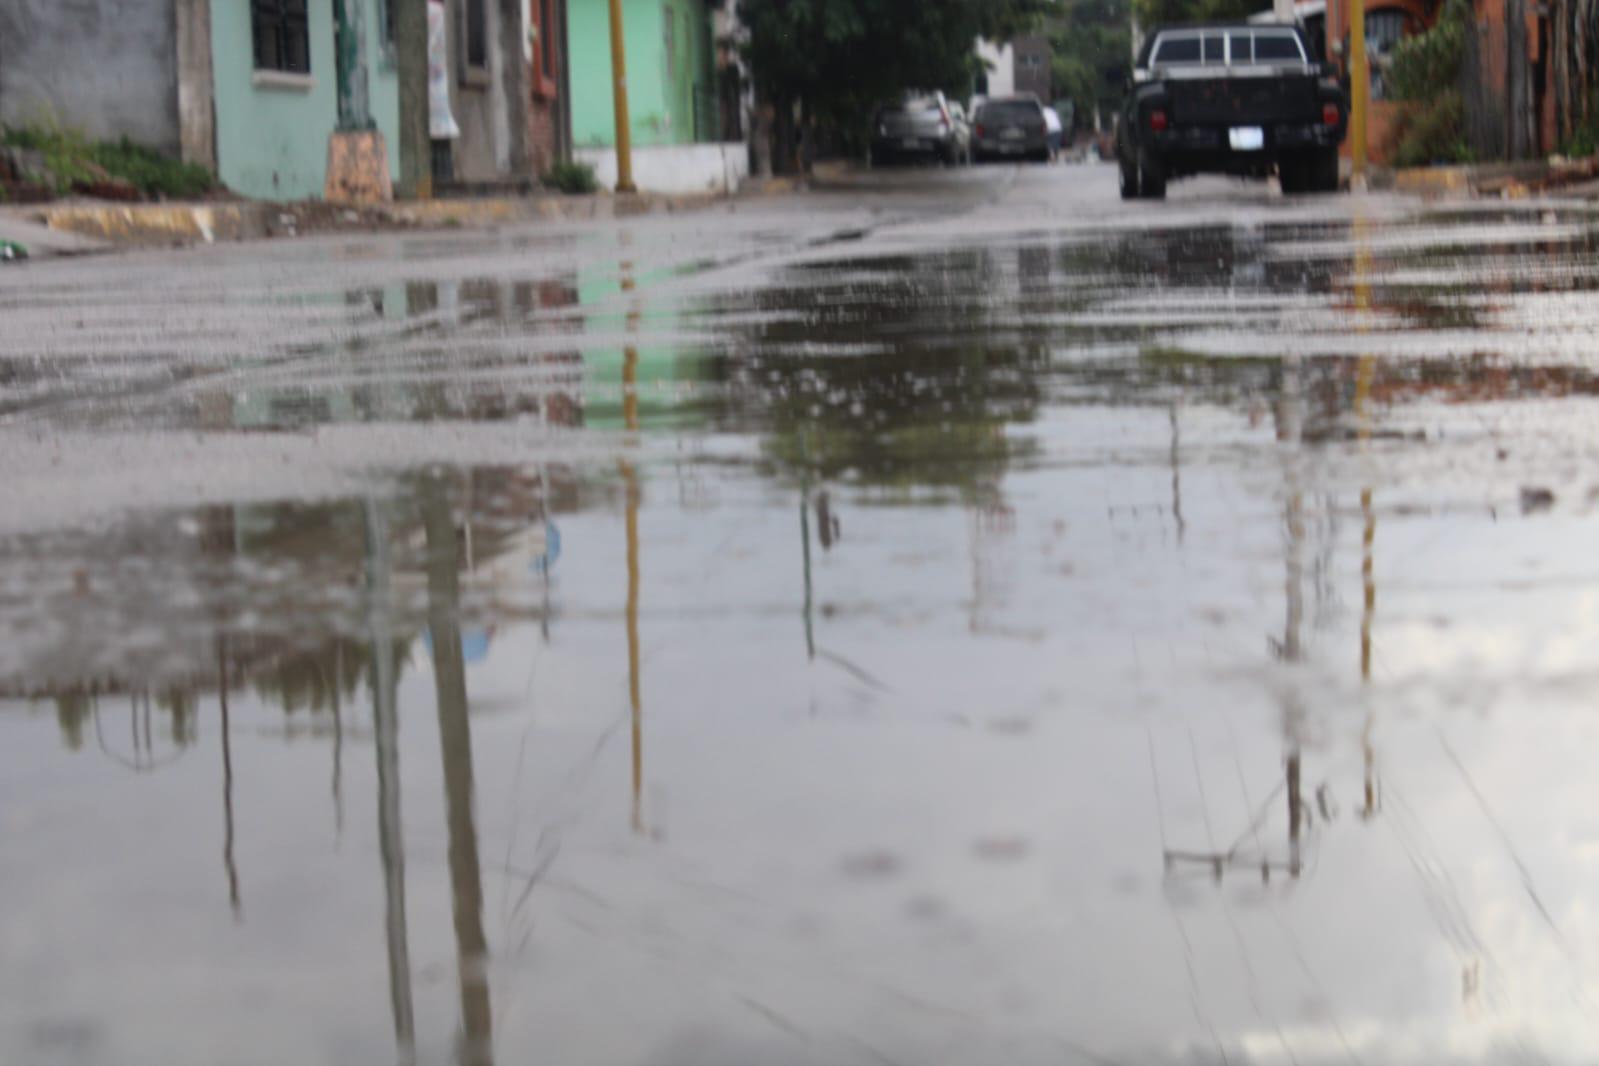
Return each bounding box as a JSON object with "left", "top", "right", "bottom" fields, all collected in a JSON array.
[
  {"left": 972, "top": 96, "right": 1051, "bottom": 163},
  {"left": 1116, "top": 22, "right": 1347, "bottom": 199}
]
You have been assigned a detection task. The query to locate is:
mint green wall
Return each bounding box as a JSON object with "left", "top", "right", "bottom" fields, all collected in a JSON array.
[
  {"left": 211, "top": 0, "right": 400, "bottom": 200},
  {"left": 569, "top": 0, "right": 711, "bottom": 148}
]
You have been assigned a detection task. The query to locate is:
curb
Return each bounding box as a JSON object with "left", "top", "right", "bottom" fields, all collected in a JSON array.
[
  {"left": 17, "top": 189, "right": 738, "bottom": 252},
  {"left": 1385, "top": 157, "right": 1599, "bottom": 199}
]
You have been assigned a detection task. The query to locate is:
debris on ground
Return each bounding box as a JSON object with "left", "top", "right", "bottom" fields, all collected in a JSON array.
[
  {"left": 0, "top": 239, "right": 27, "bottom": 262},
  {"left": 1520, "top": 486, "right": 1556, "bottom": 514}
]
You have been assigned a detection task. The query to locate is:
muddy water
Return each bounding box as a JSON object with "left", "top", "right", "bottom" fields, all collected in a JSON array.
[{"left": 4, "top": 174, "right": 1599, "bottom": 1064}]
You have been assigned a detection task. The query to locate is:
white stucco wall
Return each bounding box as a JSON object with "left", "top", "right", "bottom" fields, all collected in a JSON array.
[
  {"left": 975, "top": 39, "right": 1016, "bottom": 99},
  {"left": 575, "top": 143, "right": 749, "bottom": 194}
]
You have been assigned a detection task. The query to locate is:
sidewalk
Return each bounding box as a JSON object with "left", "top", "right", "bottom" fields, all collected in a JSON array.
[
  {"left": 1378, "top": 156, "right": 1599, "bottom": 199},
  {"left": 0, "top": 187, "right": 735, "bottom": 258},
  {"left": 0, "top": 212, "right": 112, "bottom": 260}
]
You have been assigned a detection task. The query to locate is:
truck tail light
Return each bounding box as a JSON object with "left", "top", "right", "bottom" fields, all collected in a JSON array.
[
  {"left": 1323, "top": 103, "right": 1340, "bottom": 127},
  {"left": 1149, "top": 109, "right": 1168, "bottom": 132},
  {"left": 974, "top": 124, "right": 985, "bottom": 138}
]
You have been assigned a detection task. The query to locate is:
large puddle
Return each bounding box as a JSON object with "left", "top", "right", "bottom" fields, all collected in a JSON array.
[{"left": 3, "top": 177, "right": 1599, "bottom": 1064}]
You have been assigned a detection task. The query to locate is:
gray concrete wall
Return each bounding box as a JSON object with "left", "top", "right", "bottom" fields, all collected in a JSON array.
[
  {"left": 443, "top": 0, "right": 527, "bottom": 183},
  {"left": 0, "top": 0, "right": 181, "bottom": 154}
]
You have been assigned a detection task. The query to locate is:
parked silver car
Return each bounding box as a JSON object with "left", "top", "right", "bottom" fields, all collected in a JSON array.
[
  {"left": 972, "top": 96, "right": 1051, "bottom": 164},
  {"left": 870, "top": 92, "right": 970, "bottom": 166}
]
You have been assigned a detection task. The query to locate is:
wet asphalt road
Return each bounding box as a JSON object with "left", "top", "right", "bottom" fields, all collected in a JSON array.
[{"left": 4, "top": 163, "right": 1599, "bottom": 1065}]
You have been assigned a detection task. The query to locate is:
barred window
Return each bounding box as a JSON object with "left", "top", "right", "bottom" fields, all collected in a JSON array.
[
  {"left": 464, "top": 0, "right": 489, "bottom": 71},
  {"left": 252, "top": 0, "right": 311, "bottom": 74}
]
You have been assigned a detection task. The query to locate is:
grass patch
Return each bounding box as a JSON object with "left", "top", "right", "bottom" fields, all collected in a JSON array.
[
  {"left": 2, "top": 124, "right": 214, "bottom": 199},
  {"left": 1559, "top": 108, "right": 1599, "bottom": 159},
  {"left": 544, "top": 160, "right": 599, "bottom": 195}
]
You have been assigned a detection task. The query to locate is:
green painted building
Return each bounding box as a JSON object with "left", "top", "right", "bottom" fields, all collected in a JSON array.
[
  {"left": 567, "top": 0, "right": 715, "bottom": 148},
  {"left": 210, "top": 0, "right": 400, "bottom": 200}
]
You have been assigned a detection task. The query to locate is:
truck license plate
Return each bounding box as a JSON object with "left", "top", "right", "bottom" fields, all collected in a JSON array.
[{"left": 1229, "top": 127, "right": 1264, "bottom": 151}]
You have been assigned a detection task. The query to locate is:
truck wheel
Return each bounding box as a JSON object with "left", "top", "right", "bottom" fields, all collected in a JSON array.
[
  {"left": 1119, "top": 156, "right": 1140, "bottom": 199},
  {"left": 1138, "top": 148, "right": 1167, "bottom": 200},
  {"left": 1278, "top": 155, "right": 1304, "bottom": 195},
  {"left": 1311, "top": 146, "right": 1340, "bottom": 193}
]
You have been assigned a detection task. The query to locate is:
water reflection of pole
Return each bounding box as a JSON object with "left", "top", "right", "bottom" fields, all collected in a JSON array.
[
  {"left": 367, "top": 498, "right": 416, "bottom": 1062},
  {"left": 1280, "top": 348, "right": 1306, "bottom": 879},
  {"left": 1169, "top": 403, "right": 1186, "bottom": 544},
  {"left": 1359, "top": 358, "right": 1379, "bottom": 819},
  {"left": 621, "top": 250, "right": 644, "bottom": 834},
  {"left": 332, "top": 642, "right": 345, "bottom": 839},
  {"left": 800, "top": 486, "right": 816, "bottom": 661},
  {"left": 423, "top": 483, "right": 494, "bottom": 1066},
  {"left": 1354, "top": 211, "right": 1380, "bottom": 821},
  {"left": 218, "top": 635, "right": 242, "bottom": 920}
]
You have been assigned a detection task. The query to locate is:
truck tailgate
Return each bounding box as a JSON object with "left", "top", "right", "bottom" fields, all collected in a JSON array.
[{"left": 1171, "top": 76, "right": 1317, "bottom": 125}]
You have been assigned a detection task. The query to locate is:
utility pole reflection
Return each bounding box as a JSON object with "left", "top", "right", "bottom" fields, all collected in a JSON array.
[
  {"left": 366, "top": 498, "right": 416, "bottom": 1063},
  {"left": 1280, "top": 348, "right": 1306, "bottom": 880},
  {"left": 1354, "top": 210, "right": 1381, "bottom": 823},
  {"left": 800, "top": 473, "right": 815, "bottom": 662},
  {"left": 218, "top": 635, "right": 241, "bottom": 920},
  {"left": 423, "top": 482, "right": 494, "bottom": 1066},
  {"left": 620, "top": 249, "right": 644, "bottom": 835}
]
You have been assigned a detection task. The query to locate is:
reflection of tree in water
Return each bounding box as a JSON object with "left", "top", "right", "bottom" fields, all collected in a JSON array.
[
  {"left": 156, "top": 687, "right": 198, "bottom": 747},
  {"left": 722, "top": 251, "right": 1047, "bottom": 501},
  {"left": 251, "top": 637, "right": 410, "bottom": 716},
  {"left": 22, "top": 461, "right": 582, "bottom": 760},
  {"left": 54, "top": 692, "right": 92, "bottom": 751},
  {"left": 50, "top": 688, "right": 198, "bottom": 752}
]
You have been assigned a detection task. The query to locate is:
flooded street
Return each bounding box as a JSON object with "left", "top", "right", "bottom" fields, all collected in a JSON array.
[{"left": 5, "top": 164, "right": 1599, "bottom": 1064}]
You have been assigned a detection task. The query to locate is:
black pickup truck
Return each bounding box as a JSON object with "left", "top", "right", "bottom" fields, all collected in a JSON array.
[{"left": 1116, "top": 22, "right": 1347, "bottom": 199}]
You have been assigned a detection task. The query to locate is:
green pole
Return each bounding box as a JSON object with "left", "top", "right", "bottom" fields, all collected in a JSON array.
[{"left": 334, "top": 0, "right": 375, "bottom": 130}]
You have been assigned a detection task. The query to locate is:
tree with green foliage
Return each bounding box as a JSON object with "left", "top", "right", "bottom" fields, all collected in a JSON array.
[
  {"left": 1132, "top": 0, "right": 1259, "bottom": 27},
  {"left": 739, "top": 0, "right": 1060, "bottom": 171},
  {"left": 1048, "top": 0, "right": 1133, "bottom": 131},
  {"left": 1385, "top": 0, "right": 1473, "bottom": 165}
]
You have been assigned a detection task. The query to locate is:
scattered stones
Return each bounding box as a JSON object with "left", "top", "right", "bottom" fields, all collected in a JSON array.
[
  {"left": 972, "top": 836, "right": 1031, "bottom": 863},
  {"left": 840, "top": 849, "right": 902, "bottom": 880},
  {"left": 1520, "top": 486, "right": 1556, "bottom": 514}
]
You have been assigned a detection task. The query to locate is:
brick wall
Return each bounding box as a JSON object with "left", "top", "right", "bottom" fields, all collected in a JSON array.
[{"left": 529, "top": 88, "right": 558, "bottom": 175}]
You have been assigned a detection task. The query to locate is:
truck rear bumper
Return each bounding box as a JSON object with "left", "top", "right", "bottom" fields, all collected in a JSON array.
[{"left": 1152, "top": 122, "right": 1342, "bottom": 158}]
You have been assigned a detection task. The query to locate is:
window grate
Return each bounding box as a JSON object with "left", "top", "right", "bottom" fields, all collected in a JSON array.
[
  {"left": 251, "top": 0, "right": 311, "bottom": 74},
  {"left": 464, "top": 0, "right": 489, "bottom": 70}
]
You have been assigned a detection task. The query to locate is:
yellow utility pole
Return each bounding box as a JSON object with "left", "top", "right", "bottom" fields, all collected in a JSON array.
[
  {"left": 606, "top": 0, "right": 637, "bottom": 192},
  {"left": 1350, "top": 0, "right": 1369, "bottom": 178}
]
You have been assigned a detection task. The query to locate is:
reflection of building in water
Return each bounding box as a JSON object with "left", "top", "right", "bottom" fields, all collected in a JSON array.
[
  {"left": 6, "top": 462, "right": 585, "bottom": 720},
  {"left": 722, "top": 250, "right": 1047, "bottom": 503},
  {"left": 578, "top": 282, "right": 715, "bottom": 432},
  {"left": 220, "top": 276, "right": 584, "bottom": 433},
  {"left": 1162, "top": 344, "right": 1387, "bottom": 886}
]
